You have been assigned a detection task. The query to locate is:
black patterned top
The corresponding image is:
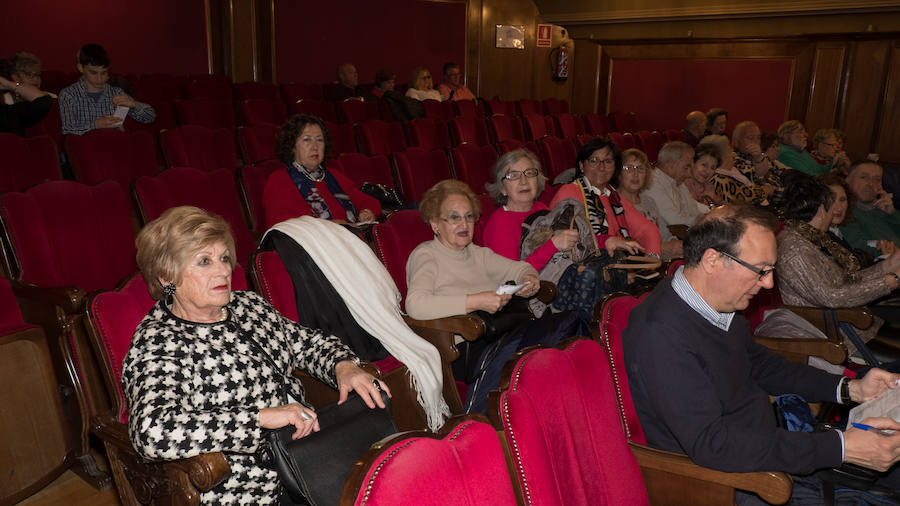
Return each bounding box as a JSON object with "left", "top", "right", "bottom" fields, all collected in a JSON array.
[{"left": 122, "top": 290, "right": 358, "bottom": 504}]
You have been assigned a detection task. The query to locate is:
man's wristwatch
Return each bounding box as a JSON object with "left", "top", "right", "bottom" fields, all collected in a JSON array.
[{"left": 840, "top": 377, "right": 852, "bottom": 405}]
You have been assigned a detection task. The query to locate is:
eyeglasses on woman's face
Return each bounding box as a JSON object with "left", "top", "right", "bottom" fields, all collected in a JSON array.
[
  {"left": 441, "top": 212, "right": 476, "bottom": 225},
  {"left": 586, "top": 156, "right": 615, "bottom": 168},
  {"left": 621, "top": 164, "right": 647, "bottom": 174},
  {"left": 503, "top": 168, "right": 539, "bottom": 181}
]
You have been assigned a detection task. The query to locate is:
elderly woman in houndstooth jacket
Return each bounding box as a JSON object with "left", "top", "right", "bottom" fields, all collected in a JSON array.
[{"left": 121, "top": 206, "right": 389, "bottom": 505}]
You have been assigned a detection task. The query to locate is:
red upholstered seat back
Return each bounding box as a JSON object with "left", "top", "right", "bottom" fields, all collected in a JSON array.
[
  {"left": 65, "top": 129, "right": 159, "bottom": 190},
  {"left": 392, "top": 147, "right": 452, "bottom": 203},
  {"left": 551, "top": 113, "right": 579, "bottom": 140},
  {"left": 488, "top": 115, "right": 521, "bottom": 144},
  {"left": 325, "top": 122, "right": 357, "bottom": 158},
  {"left": 0, "top": 134, "right": 61, "bottom": 193},
  {"left": 133, "top": 167, "right": 255, "bottom": 267},
  {"left": 0, "top": 276, "right": 31, "bottom": 335},
  {"left": 333, "top": 153, "right": 394, "bottom": 188},
  {"left": 234, "top": 82, "right": 279, "bottom": 102},
  {"left": 450, "top": 144, "right": 497, "bottom": 195},
  {"left": 635, "top": 130, "right": 663, "bottom": 163},
  {"left": 0, "top": 180, "right": 136, "bottom": 291},
  {"left": 517, "top": 99, "right": 542, "bottom": 117},
  {"left": 281, "top": 82, "right": 324, "bottom": 103},
  {"left": 608, "top": 132, "right": 626, "bottom": 151},
  {"left": 599, "top": 293, "right": 651, "bottom": 445},
  {"left": 497, "top": 139, "right": 538, "bottom": 157},
  {"left": 290, "top": 99, "right": 337, "bottom": 123},
  {"left": 582, "top": 113, "right": 611, "bottom": 136},
  {"left": 610, "top": 111, "right": 638, "bottom": 133},
  {"left": 183, "top": 78, "right": 233, "bottom": 101},
  {"left": 175, "top": 98, "right": 236, "bottom": 129},
  {"left": 358, "top": 120, "right": 407, "bottom": 156},
  {"left": 449, "top": 116, "right": 490, "bottom": 146},
  {"left": 622, "top": 132, "right": 637, "bottom": 149},
  {"left": 238, "top": 160, "right": 283, "bottom": 231},
  {"left": 337, "top": 99, "right": 378, "bottom": 125},
  {"left": 406, "top": 118, "right": 451, "bottom": 151},
  {"left": 743, "top": 281, "right": 784, "bottom": 333},
  {"left": 239, "top": 99, "right": 287, "bottom": 127},
  {"left": 522, "top": 114, "right": 549, "bottom": 141},
  {"left": 238, "top": 124, "right": 279, "bottom": 165},
  {"left": 543, "top": 98, "right": 569, "bottom": 115},
  {"left": 88, "top": 268, "right": 247, "bottom": 423},
  {"left": 346, "top": 418, "right": 516, "bottom": 506},
  {"left": 538, "top": 136, "right": 577, "bottom": 180},
  {"left": 495, "top": 339, "right": 649, "bottom": 505},
  {"left": 26, "top": 98, "right": 63, "bottom": 151},
  {"left": 453, "top": 99, "right": 479, "bottom": 118},
  {"left": 371, "top": 210, "right": 432, "bottom": 307},
  {"left": 161, "top": 125, "right": 239, "bottom": 171},
  {"left": 421, "top": 99, "right": 449, "bottom": 120}
]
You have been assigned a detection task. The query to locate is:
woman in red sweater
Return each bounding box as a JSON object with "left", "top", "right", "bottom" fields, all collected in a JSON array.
[
  {"left": 263, "top": 114, "right": 380, "bottom": 228},
  {"left": 483, "top": 149, "right": 579, "bottom": 269}
]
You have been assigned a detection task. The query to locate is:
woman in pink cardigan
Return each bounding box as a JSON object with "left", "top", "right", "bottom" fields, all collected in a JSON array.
[
  {"left": 549, "top": 138, "right": 661, "bottom": 256},
  {"left": 482, "top": 149, "right": 579, "bottom": 269}
]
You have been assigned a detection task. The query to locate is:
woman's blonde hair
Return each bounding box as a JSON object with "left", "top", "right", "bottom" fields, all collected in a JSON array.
[
  {"left": 136, "top": 206, "right": 236, "bottom": 300},
  {"left": 616, "top": 148, "right": 654, "bottom": 191},
  {"left": 418, "top": 179, "right": 481, "bottom": 224}
]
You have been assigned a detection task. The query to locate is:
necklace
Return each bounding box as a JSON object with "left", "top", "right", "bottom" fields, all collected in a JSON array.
[{"left": 293, "top": 161, "right": 325, "bottom": 182}]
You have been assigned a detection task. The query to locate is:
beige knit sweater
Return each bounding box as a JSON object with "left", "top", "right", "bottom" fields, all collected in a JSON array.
[{"left": 405, "top": 239, "right": 537, "bottom": 320}]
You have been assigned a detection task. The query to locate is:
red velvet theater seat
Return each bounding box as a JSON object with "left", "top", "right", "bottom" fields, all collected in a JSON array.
[
  {"left": 238, "top": 124, "right": 279, "bottom": 165},
  {"left": 325, "top": 121, "right": 358, "bottom": 158},
  {"left": 333, "top": 152, "right": 395, "bottom": 189},
  {"left": 183, "top": 76, "right": 233, "bottom": 101},
  {"left": 0, "top": 134, "right": 61, "bottom": 193},
  {"left": 341, "top": 415, "right": 516, "bottom": 506},
  {"left": 0, "top": 180, "right": 136, "bottom": 293},
  {"left": 290, "top": 99, "right": 338, "bottom": 123},
  {"left": 234, "top": 81, "right": 280, "bottom": 102},
  {"left": 450, "top": 143, "right": 497, "bottom": 195},
  {"left": 133, "top": 167, "right": 255, "bottom": 268},
  {"left": 538, "top": 136, "right": 577, "bottom": 180},
  {"left": 160, "top": 125, "right": 240, "bottom": 171},
  {"left": 175, "top": 98, "right": 236, "bottom": 129},
  {"left": 26, "top": 99, "right": 63, "bottom": 152},
  {"left": 281, "top": 82, "right": 324, "bottom": 103},
  {"left": 551, "top": 113, "right": 580, "bottom": 140},
  {"left": 543, "top": 98, "right": 570, "bottom": 115},
  {"left": 239, "top": 99, "right": 288, "bottom": 127},
  {"left": 487, "top": 114, "right": 523, "bottom": 144},
  {"left": 65, "top": 129, "right": 159, "bottom": 193},
  {"left": 237, "top": 159, "right": 283, "bottom": 231},
  {"left": 391, "top": 147, "right": 452, "bottom": 203},
  {"left": 582, "top": 112, "right": 611, "bottom": 136},
  {"left": 522, "top": 114, "right": 551, "bottom": 141},
  {"left": 405, "top": 117, "right": 451, "bottom": 151},
  {"left": 449, "top": 116, "right": 490, "bottom": 146},
  {"left": 357, "top": 120, "right": 407, "bottom": 156},
  {"left": 489, "top": 338, "right": 650, "bottom": 506},
  {"left": 337, "top": 98, "right": 378, "bottom": 125},
  {"left": 421, "top": 99, "right": 452, "bottom": 120}
]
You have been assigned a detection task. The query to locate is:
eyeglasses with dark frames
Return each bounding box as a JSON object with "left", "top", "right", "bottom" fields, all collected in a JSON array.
[
  {"left": 502, "top": 168, "right": 539, "bottom": 181},
  {"left": 716, "top": 250, "right": 775, "bottom": 281}
]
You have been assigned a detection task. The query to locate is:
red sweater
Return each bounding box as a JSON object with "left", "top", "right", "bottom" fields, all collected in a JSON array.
[
  {"left": 483, "top": 202, "right": 559, "bottom": 270},
  {"left": 550, "top": 183, "right": 661, "bottom": 255},
  {"left": 263, "top": 167, "right": 381, "bottom": 229}
]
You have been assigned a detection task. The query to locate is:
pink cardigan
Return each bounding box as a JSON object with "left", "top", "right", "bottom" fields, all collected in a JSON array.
[
  {"left": 483, "top": 202, "right": 559, "bottom": 270},
  {"left": 549, "top": 183, "right": 661, "bottom": 255}
]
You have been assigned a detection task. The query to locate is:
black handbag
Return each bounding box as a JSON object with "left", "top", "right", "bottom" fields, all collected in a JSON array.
[
  {"left": 265, "top": 388, "right": 397, "bottom": 506},
  {"left": 360, "top": 182, "right": 405, "bottom": 211}
]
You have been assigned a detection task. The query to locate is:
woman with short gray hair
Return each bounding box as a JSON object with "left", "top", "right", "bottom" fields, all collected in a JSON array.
[{"left": 483, "top": 148, "right": 578, "bottom": 269}]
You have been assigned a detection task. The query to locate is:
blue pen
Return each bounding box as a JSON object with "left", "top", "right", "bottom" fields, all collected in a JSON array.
[{"left": 850, "top": 422, "right": 896, "bottom": 436}]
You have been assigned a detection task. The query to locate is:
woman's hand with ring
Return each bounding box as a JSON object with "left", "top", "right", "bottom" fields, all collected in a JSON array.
[
  {"left": 516, "top": 274, "right": 540, "bottom": 297},
  {"left": 335, "top": 360, "right": 391, "bottom": 409},
  {"left": 259, "top": 403, "right": 319, "bottom": 440}
]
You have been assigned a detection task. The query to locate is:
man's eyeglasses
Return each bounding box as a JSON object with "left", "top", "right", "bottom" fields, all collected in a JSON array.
[
  {"left": 717, "top": 250, "right": 775, "bottom": 280},
  {"left": 586, "top": 157, "right": 615, "bottom": 167},
  {"left": 503, "top": 168, "right": 539, "bottom": 181},
  {"left": 441, "top": 213, "right": 476, "bottom": 225}
]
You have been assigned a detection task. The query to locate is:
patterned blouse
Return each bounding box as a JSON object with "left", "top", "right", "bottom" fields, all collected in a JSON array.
[{"left": 121, "top": 290, "right": 358, "bottom": 505}]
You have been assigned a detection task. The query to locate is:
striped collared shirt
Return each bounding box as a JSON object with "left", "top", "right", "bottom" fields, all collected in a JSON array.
[{"left": 671, "top": 265, "right": 734, "bottom": 331}]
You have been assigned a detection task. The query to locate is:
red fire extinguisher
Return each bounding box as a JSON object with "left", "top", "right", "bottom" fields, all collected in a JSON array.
[{"left": 551, "top": 41, "right": 570, "bottom": 82}]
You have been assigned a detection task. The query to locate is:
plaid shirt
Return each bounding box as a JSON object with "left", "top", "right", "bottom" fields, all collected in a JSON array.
[{"left": 59, "top": 78, "right": 155, "bottom": 135}]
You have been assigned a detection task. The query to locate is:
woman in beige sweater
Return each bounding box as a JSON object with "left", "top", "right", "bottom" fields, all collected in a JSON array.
[{"left": 405, "top": 179, "right": 538, "bottom": 320}]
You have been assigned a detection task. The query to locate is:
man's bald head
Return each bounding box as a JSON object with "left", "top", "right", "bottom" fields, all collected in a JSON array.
[
  {"left": 686, "top": 111, "right": 707, "bottom": 137},
  {"left": 337, "top": 63, "right": 358, "bottom": 88}
]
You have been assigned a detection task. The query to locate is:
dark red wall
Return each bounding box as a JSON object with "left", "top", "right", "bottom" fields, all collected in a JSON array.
[
  {"left": 274, "top": 0, "right": 466, "bottom": 86},
  {"left": 1, "top": 0, "right": 208, "bottom": 75},
  {"left": 608, "top": 59, "right": 793, "bottom": 134}
]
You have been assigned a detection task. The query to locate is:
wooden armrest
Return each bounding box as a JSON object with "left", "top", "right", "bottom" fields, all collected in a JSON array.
[
  {"left": 782, "top": 305, "right": 873, "bottom": 334},
  {"left": 11, "top": 280, "right": 86, "bottom": 315},
  {"left": 535, "top": 280, "right": 557, "bottom": 304},
  {"left": 404, "top": 314, "right": 485, "bottom": 343},
  {"left": 630, "top": 442, "right": 792, "bottom": 505},
  {"left": 754, "top": 336, "right": 848, "bottom": 365},
  {"left": 93, "top": 414, "right": 230, "bottom": 493}
]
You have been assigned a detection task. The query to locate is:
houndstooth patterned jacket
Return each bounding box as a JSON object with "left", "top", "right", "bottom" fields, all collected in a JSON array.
[{"left": 122, "top": 290, "right": 358, "bottom": 505}]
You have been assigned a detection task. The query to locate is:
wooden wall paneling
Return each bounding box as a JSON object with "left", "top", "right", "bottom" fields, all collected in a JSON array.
[
  {"left": 804, "top": 41, "right": 847, "bottom": 138},
  {"left": 466, "top": 0, "right": 483, "bottom": 97},
  {"left": 875, "top": 41, "right": 900, "bottom": 164},
  {"left": 477, "top": 0, "right": 539, "bottom": 100},
  {"left": 255, "top": 0, "right": 275, "bottom": 83},
  {"left": 838, "top": 40, "right": 889, "bottom": 160},
  {"left": 571, "top": 39, "right": 601, "bottom": 114},
  {"left": 531, "top": 25, "right": 576, "bottom": 103},
  {"left": 206, "top": 0, "right": 231, "bottom": 76},
  {"left": 231, "top": 0, "right": 257, "bottom": 82}
]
